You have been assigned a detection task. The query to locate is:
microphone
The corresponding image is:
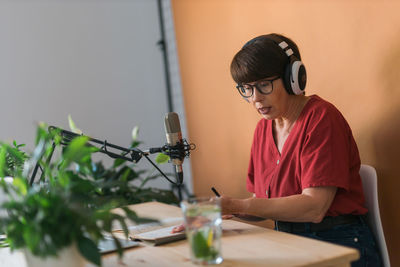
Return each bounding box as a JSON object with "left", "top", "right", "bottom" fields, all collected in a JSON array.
[{"left": 164, "top": 112, "right": 184, "bottom": 184}]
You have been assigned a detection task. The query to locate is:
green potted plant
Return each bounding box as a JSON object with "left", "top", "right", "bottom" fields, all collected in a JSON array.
[{"left": 0, "top": 124, "right": 156, "bottom": 266}]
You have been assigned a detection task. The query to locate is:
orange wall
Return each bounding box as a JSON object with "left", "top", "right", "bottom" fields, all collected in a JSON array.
[{"left": 172, "top": 0, "right": 400, "bottom": 265}]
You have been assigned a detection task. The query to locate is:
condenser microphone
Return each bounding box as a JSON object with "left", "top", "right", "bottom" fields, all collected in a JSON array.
[{"left": 164, "top": 112, "right": 184, "bottom": 184}]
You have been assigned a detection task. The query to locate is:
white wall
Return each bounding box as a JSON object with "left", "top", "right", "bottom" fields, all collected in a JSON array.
[{"left": 0, "top": 0, "right": 191, "bottom": 191}]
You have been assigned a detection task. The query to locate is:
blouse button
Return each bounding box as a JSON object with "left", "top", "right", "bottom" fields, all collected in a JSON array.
[{"left": 276, "top": 159, "right": 280, "bottom": 165}]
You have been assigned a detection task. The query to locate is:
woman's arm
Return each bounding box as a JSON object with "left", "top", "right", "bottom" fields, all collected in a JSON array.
[
  {"left": 231, "top": 193, "right": 265, "bottom": 221},
  {"left": 221, "top": 186, "right": 337, "bottom": 223}
]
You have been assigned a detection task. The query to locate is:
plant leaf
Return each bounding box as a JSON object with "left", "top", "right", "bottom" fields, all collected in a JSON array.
[
  {"left": 113, "top": 214, "right": 129, "bottom": 237},
  {"left": 131, "top": 126, "right": 139, "bottom": 141},
  {"left": 34, "top": 123, "right": 47, "bottom": 145},
  {"left": 68, "top": 115, "right": 83, "bottom": 134},
  {"left": 77, "top": 236, "right": 101, "bottom": 266},
  {"left": 0, "top": 146, "right": 6, "bottom": 177},
  {"left": 60, "top": 136, "right": 93, "bottom": 169},
  {"left": 112, "top": 158, "right": 125, "bottom": 169},
  {"left": 108, "top": 235, "right": 123, "bottom": 258},
  {"left": 155, "top": 153, "right": 170, "bottom": 164},
  {"left": 13, "top": 177, "right": 28, "bottom": 196}
]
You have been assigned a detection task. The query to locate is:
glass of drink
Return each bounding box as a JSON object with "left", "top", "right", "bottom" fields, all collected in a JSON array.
[{"left": 180, "top": 197, "right": 223, "bottom": 265}]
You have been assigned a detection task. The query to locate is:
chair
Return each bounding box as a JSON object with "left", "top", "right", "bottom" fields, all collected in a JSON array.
[{"left": 359, "top": 164, "right": 391, "bottom": 267}]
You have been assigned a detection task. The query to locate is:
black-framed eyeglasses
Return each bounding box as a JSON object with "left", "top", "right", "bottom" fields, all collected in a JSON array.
[{"left": 236, "top": 76, "right": 280, "bottom": 98}]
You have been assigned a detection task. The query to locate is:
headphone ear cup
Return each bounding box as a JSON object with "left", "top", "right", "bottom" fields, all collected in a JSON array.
[
  {"left": 296, "top": 62, "right": 307, "bottom": 93},
  {"left": 283, "top": 58, "right": 307, "bottom": 95},
  {"left": 283, "top": 61, "right": 295, "bottom": 95}
]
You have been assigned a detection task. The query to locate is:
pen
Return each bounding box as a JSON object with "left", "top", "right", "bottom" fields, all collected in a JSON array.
[{"left": 211, "top": 187, "right": 221, "bottom": 197}]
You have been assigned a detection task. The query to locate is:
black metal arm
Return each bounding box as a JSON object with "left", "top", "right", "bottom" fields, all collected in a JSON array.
[{"left": 29, "top": 126, "right": 195, "bottom": 187}]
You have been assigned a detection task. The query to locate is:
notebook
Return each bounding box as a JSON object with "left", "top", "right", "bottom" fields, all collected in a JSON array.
[{"left": 112, "top": 217, "right": 185, "bottom": 246}]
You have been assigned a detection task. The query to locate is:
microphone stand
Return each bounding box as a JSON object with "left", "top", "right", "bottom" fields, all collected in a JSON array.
[{"left": 29, "top": 126, "right": 195, "bottom": 201}]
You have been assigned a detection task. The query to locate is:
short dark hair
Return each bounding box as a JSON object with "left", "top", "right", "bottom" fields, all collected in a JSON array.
[{"left": 230, "top": 33, "right": 302, "bottom": 85}]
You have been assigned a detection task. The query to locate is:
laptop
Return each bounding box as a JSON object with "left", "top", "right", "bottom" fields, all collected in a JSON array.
[{"left": 98, "top": 237, "right": 140, "bottom": 254}]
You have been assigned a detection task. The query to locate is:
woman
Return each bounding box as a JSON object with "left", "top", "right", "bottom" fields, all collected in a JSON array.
[
  {"left": 175, "top": 33, "right": 381, "bottom": 266},
  {"left": 225, "top": 33, "right": 381, "bottom": 267}
]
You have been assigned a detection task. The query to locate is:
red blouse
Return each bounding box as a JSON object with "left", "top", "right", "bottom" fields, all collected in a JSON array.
[{"left": 247, "top": 95, "right": 367, "bottom": 216}]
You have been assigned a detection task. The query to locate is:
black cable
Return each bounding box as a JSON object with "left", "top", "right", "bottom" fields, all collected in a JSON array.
[{"left": 142, "top": 153, "right": 181, "bottom": 186}]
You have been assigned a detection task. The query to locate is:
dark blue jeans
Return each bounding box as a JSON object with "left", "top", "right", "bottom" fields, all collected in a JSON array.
[{"left": 275, "top": 218, "right": 382, "bottom": 267}]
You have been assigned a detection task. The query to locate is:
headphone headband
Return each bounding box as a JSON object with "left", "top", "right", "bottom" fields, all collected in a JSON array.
[{"left": 262, "top": 35, "right": 307, "bottom": 95}]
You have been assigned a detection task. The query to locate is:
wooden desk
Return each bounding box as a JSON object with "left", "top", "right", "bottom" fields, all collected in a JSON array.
[
  {"left": 1, "top": 201, "right": 359, "bottom": 267},
  {"left": 104, "top": 202, "right": 359, "bottom": 266}
]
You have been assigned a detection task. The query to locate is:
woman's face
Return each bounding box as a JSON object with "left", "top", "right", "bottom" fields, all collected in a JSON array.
[{"left": 247, "top": 77, "right": 291, "bottom": 120}]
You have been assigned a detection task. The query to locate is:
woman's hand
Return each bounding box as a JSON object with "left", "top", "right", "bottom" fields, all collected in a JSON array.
[
  {"left": 170, "top": 214, "right": 234, "bottom": 234},
  {"left": 219, "top": 195, "right": 235, "bottom": 215},
  {"left": 171, "top": 224, "right": 185, "bottom": 233},
  {"left": 219, "top": 196, "right": 266, "bottom": 221}
]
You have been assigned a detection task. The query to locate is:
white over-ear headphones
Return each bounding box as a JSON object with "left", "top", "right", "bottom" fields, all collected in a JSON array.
[{"left": 267, "top": 35, "right": 307, "bottom": 95}]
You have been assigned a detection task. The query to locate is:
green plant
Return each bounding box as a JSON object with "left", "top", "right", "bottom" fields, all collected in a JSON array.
[
  {"left": 0, "top": 124, "right": 155, "bottom": 266},
  {"left": 0, "top": 141, "right": 28, "bottom": 178}
]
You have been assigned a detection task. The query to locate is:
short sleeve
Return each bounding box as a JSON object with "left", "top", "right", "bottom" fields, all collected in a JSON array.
[
  {"left": 247, "top": 153, "right": 255, "bottom": 193},
  {"left": 247, "top": 121, "right": 263, "bottom": 193},
  {"left": 300, "top": 106, "right": 351, "bottom": 191}
]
